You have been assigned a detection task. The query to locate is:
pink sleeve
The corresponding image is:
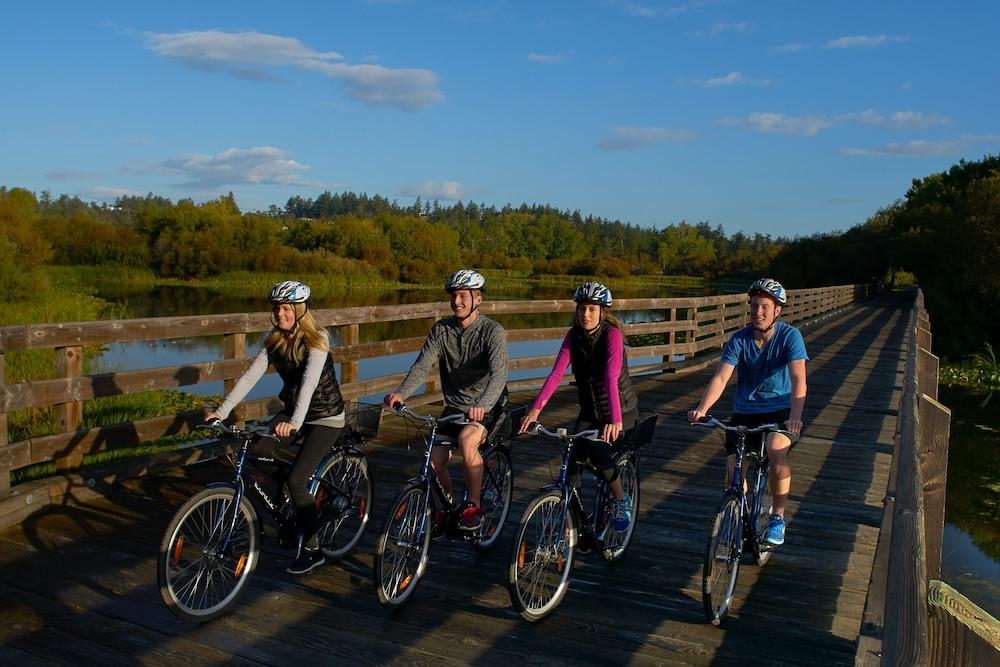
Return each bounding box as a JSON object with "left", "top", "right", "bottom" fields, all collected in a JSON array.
[
  {"left": 531, "top": 331, "right": 573, "bottom": 412},
  {"left": 605, "top": 327, "right": 625, "bottom": 423}
]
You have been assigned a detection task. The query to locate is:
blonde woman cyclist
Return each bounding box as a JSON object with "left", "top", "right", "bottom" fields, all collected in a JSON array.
[{"left": 206, "top": 280, "right": 348, "bottom": 575}]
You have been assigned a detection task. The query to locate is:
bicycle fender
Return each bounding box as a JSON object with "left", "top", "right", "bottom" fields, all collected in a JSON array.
[{"left": 207, "top": 481, "right": 238, "bottom": 491}]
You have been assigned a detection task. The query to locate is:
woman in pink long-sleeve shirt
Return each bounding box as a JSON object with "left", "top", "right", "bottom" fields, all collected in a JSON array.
[{"left": 519, "top": 282, "right": 638, "bottom": 531}]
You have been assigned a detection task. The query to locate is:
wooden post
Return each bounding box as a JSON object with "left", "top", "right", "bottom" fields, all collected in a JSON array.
[
  {"left": 223, "top": 333, "right": 246, "bottom": 425},
  {"left": 662, "top": 307, "right": 673, "bottom": 366},
  {"left": 423, "top": 317, "right": 438, "bottom": 395},
  {"left": 340, "top": 324, "right": 359, "bottom": 414},
  {"left": 0, "top": 352, "right": 9, "bottom": 492},
  {"left": 919, "top": 394, "right": 951, "bottom": 581},
  {"left": 927, "top": 580, "right": 1000, "bottom": 666},
  {"left": 917, "top": 326, "right": 932, "bottom": 352},
  {"left": 917, "top": 348, "right": 939, "bottom": 401},
  {"left": 53, "top": 346, "right": 84, "bottom": 471}
]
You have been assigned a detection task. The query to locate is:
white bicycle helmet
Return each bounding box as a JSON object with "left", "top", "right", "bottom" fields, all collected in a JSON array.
[
  {"left": 268, "top": 280, "right": 311, "bottom": 304},
  {"left": 573, "top": 282, "right": 612, "bottom": 307},
  {"left": 445, "top": 269, "right": 486, "bottom": 292},
  {"left": 748, "top": 278, "right": 787, "bottom": 305}
]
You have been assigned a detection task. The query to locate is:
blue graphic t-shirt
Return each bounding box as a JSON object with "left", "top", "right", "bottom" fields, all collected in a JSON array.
[{"left": 721, "top": 321, "right": 809, "bottom": 414}]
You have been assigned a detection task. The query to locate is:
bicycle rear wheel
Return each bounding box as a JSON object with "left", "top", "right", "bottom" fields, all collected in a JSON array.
[
  {"left": 473, "top": 445, "right": 513, "bottom": 552},
  {"left": 750, "top": 461, "right": 773, "bottom": 567},
  {"left": 312, "top": 450, "right": 372, "bottom": 560},
  {"left": 373, "top": 482, "right": 432, "bottom": 608},
  {"left": 599, "top": 452, "right": 639, "bottom": 563},
  {"left": 702, "top": 493, "right": 743, "bottom": 625},
  {"left": 158, "top": 487, "right": 260, "bottom": 622},
  {"left": 507, "top": 490, "right": 576, "bottom": 622}
]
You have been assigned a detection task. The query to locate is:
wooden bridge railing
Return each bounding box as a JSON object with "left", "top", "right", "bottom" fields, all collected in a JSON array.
[
  {"left": 855, "top": 289, "right": 1000, "bottom": 666},
  {"left": 0, "top": 284, "right": 864, "bottom": 529}
]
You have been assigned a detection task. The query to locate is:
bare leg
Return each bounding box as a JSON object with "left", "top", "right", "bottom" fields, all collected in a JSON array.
[
  {"left": 430, "top": 446, "right": 452, "bottom": 501},
  {"left": 767, "top": 433, "right": 792, "bottom": 517},
  {"left": 458, "top": 423, "right": 486, "bottom": 504}
]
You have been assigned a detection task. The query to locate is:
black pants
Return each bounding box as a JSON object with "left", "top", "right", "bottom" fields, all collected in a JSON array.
[
  {"left": 569, "top": 413, "right": 636, "bottom": 486},
  {"left": 252, "top": 414, "right": 343, "bottom": 541}
]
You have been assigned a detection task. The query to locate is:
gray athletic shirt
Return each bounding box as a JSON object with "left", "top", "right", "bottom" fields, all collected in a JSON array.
[{"left": 395, "top": 314, "right": 508, "bottom": 411}]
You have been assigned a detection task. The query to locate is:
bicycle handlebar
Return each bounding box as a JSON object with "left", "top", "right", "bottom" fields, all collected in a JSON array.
[
  {"left": 525, "top": 421, "right": 607, "bottom": 444},
  {"left": 198, "top": 419, "right": 274, "bottom": 441},
  {"left": 689, "top": 416, "right": 796, "bottom": 439},
  {"left": 389, "top": 403, "right": 472, "bottom": 426}
]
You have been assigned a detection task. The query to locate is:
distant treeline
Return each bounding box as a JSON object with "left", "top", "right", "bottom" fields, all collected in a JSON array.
[{"left": 2, "top": 153, "right": 996, "bottom": 357}]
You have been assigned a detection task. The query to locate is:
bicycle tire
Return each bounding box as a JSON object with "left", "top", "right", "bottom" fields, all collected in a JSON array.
[
  {"left": 600, "top": 452, "right": 639, "bottom": 563},
  {"left": 373, "top": 482, "right": 432, "bottom": 608},
  {"left": 507, "top": 490, "right": 576, "bottom": 622},
  {"left": 473, "top": 445, "right": 513, "bottom": 552},
  {"left": 750, "top": 461, "right": 773, "bottom": 567},
  {"left": 702, "top": 492, "right": 742, "bottom": 625},
  {"left": 158, "top": 487, "right": 260, "bottom": 622},
  {"left": 312, "top": 450, "right": 372, "bottom": 560}
]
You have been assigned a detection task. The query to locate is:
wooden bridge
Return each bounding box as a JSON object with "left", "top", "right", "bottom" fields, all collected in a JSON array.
[{"left": 1, "top": 287, "right": 997, "bottom": 665}]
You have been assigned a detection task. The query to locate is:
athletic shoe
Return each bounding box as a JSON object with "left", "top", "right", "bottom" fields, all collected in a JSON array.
[
  {"left": 287, "top": 547, "right": 325, "bottom": 575},
  {"left": 763, "top": 514, "right": 785, "bottom": 545},
  {"left": 612, "top": 493, "right": 633, "bottom": 532},
  {"left": 458, "top": 503, "right": 484, "bottom": 531}
]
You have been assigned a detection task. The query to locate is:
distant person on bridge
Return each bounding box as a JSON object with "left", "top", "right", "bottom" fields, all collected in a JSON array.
[
  {"left": 519, "top": 281, "right": 638, "bottom": 533},
  {"left": 384, "top": 269, "right": 509, "bottom": 532},
  {"left": 206, "top": 280, "right": 346, "bottom": 576},
  {"left": 687, "top": 278, "right": 808, "bottom": 546}
]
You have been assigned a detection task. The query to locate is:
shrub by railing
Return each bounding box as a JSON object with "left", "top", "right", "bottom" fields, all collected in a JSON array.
[{"left": 0, "top": 284, "right": 864, "bottom": 528}]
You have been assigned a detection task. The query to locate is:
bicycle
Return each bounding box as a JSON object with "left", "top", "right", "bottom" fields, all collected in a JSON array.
[
  {"left": 157, "top": 402, "right": 380, "bottom": 622},
  {"left": 507, "top": 415, "right": 656, "bottom": 622},
  {"left": 373, "top": 402, "right": 524, "bottom": 608},
  {"left": 690, "top": 415, "right": 797, "bottom": 625}
]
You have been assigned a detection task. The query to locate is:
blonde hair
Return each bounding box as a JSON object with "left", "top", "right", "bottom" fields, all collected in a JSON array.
[
  {"left": 573, "top": 305, "right": 623, "bottom": 331},
  {"left": 265, "top": 304, "right": 329, "bottom": 363}
]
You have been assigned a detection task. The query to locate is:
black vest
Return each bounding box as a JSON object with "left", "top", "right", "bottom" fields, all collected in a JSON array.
[
  {"left": 569, "top": 323, "right": 638, "bottom": 427},
  {"left": 270, "top": 342, "right": 344, "bottom": 421}
]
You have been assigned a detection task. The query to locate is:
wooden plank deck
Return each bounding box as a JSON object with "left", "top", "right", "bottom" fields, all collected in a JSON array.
[{"left": 0, "top": 294, "right": 911, "bottom": 666}]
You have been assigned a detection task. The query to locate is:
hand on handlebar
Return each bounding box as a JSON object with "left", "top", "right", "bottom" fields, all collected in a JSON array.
[
  {"left": 784, "top": 418, "right": 803, "bottom": 436},
  {"left": 272, "top": 421, "right": 297, "bottom": 438},
  {"left": 687, "top": 409, "right": 707, "bottom": 424},
  {"left": 519, "top": 409, "right": 541, "bottom": 434},
  {"left": 601, "top": 421, "right": 623, "bottom": 443},
  {"left": 384, "top": 392, "right": 404, "bottom": 412},
  {"left": 467, "top": 406, "right": 485, "bottom": 422}
]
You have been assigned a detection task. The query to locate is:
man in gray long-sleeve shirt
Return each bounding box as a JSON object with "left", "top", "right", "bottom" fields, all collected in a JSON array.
[{"left": 385, "top": 269, "right": 508, "bottom": 531}]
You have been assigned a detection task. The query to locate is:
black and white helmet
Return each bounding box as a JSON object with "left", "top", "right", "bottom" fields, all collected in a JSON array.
[
  {"left": 573, "top": 282, "right": 612, "bottom": 307},
  {"left": 748, "top": 277, "right": 787, "bottom": 305},
  {"left": 268, "top": 280, "right": 311, "bottom": 304},
  {"left": 445, "top": 269, "right": 486, "bottom": 292}
]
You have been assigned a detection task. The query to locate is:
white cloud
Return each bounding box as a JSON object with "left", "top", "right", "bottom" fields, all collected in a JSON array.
[
  {"left": 82, "top": 186, "right": 144, "bottom": 201},
  {"left": 718, "top": 112, "right": 835, "bottom": 136},
  {"left": 144, "top": 30, "right": 442, "bottom": 110},
  {"left": 613, "top": 0, "right": 716, "bottom": 19},
  {"left": 155, "top": 146, "right": 322, "bottom": 189},
  {"left": 399, "top": 180, "right": 468, "bottom": 201},
  {"left": 839, "top": 135, "right": 1000, "bottom": 157},
  {"left": 771, "top": 42, "right": 809, "bottom": 53},
  {"left": 528, "top": 52, "right": 572, "bottom": 64},
  {"left": 597, "top": 125, "right": 694, "bottom": 150},
  {"left": 846, "top": 109, "right": 950, "bottom": 131},
  {"left": 825, "top": 34, "right": 908, "bottom": 49},
  {"left": 684, "top": 71, "right": 772, "bottom": 87},
  {"left": 692, "top": 21, "right": 752, "bottom": 37}
]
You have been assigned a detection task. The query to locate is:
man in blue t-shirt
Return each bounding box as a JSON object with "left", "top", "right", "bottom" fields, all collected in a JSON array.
[{"left": 687, "top": 278, "right": 808, "bottom": 546}]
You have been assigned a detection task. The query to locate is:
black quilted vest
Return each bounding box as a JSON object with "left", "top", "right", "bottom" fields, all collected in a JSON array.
[
  {"left": 569, "top": 323, "right": 638, "bottom": 426},
  {"left": 270, "top": 342, "right": 344, "bottom": 421}
]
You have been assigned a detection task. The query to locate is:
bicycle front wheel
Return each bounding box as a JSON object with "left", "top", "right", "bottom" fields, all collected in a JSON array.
[
  {"left": 313, "top": 450, "right": 372, "bottom": 560},
  {"left": 473, "top": 445, "right": 513, "bottom": 552},
  {"left": 750, "top": 461, "right": 773, "bottom": 567},
  {"left": 600, "top": 452, "right": 640, "bottom": 563},
  {"left": 373, "top": 483, "right": 432, "bottom": 608},
  {"left": 702, "top": 493, "right": 743, "bottom": 625},
  {"left": 507, "top": 490, "right": 576, "bottom": 622},
  {"left": 157, "top": 487, "right": 260, "bottom": 622}
]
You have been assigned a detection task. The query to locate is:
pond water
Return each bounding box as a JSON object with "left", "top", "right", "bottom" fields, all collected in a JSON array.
[{"left": 938, "top": 385, "right": 1000, "bottom": 619}]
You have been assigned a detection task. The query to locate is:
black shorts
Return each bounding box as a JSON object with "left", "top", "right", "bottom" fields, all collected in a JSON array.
[
  {"left": 724, "top": 409, "right": 791, "bottom": 456},
  {"left": 437, "top": 399, "right": 507, "bottom": 443}
]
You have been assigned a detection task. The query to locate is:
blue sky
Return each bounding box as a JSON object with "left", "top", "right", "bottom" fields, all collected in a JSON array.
[{"left": 2, "top": 1, "right": 998, "bottom": 239}]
